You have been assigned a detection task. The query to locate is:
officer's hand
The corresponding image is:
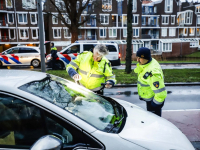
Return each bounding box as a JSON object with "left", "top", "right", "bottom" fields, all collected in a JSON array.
[
  {"left": 73, "top": 74, "right": 82, "bottom": 82},
  {"left": 105, "top": 81, "right": 112, "bottom": 88}
]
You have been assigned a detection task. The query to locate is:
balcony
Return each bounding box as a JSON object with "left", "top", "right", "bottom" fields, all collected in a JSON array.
[
  {"left": 0, "top": 20, "right": 8, "bottom": 27},
  {"left": 0, "top": 4, "right": 6, "bottom": 10},
  {"left": 1, "top": 36, "right": 9, "bottom": 42},
  {"left": 78, "top": 35, "right": 97, "bottom": 40},
  {"left": 142, "top": 34, "right": 159, "bottom": 39},
  {"left": 142, "top": 11, "right": 154, "bottom": 15}
]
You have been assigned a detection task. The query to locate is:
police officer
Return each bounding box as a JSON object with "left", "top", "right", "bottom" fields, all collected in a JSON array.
[
  {"left": 134, "top": 47, "right": 167, "bottom": 117},
  {"left": 66, "top": 44, "right": 116, "bottom": 95},
  {"left": 50, "top": 42, "right": 58, "bottom": 70}
]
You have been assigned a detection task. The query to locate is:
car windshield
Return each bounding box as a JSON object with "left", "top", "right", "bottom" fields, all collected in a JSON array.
[{"left": 19, "top": 74, "right": 125, "bottom": 132}]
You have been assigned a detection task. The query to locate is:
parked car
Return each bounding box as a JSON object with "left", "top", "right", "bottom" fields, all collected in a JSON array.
[
  {"left": 46, "top": 42, "right": 121, "bottom": 70},
  {"left": 0, "top": 46, "right": 41, "bottom": 68},
  {"left": 0, "top": 70, "right": 194, "bottom": 150}
]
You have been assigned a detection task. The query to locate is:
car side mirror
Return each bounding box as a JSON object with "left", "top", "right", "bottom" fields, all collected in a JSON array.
[
  {"left": 30, "top": 135, "right": 63, "bottom": 150},
  {"left": 3, "top": 52, "right": 7, "bottom": 55}
]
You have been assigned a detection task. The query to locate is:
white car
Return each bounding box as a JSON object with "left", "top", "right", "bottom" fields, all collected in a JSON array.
[
  {"left": 46, "top": 42, "right": 121, "bottom": 70},
  {"left": 0, "top": 46, "right": 41, "bottom": 68},
  {"left": 0, "top": 70, "right": 194, "bottom": 150}
]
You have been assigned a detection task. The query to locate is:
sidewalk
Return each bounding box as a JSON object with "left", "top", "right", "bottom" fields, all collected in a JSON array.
[{"left": 163, "top": 110, "right": 200, "bottom": 150}]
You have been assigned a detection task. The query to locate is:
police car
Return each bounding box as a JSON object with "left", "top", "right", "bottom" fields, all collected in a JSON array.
[
  {"left": 0, "top": 70, "right": 194, "bottom": 150},
  {"left": 0, "top": 46, "right": 41, "bottom": 68},
  {"left": 46, "top": 42, "right": 121, "bottom": 70}
]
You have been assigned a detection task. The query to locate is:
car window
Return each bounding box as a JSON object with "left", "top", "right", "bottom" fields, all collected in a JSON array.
[
  {"left": 5, "top": 48, "right": 19, "bottom": 54},
  {"left": 83, "top": 44, "right": 95, "bottom": 51},
  {"left": 0, "top": 93, "right": 103, "bottom": 149},
  {"left": 106, "top": 45, "right": 117, "bottom": 52},
  {"left": 63, "top": 45, "right": 80, "bottom": 54},
  {"left": 19, "top": 75, "right": 125, "bottom": 132},
  {"left": 19, "top": 48, "right": 38, "bottom": 53}
]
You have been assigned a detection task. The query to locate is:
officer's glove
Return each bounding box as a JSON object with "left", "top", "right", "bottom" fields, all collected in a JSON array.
[
  {"left": 105, "top": 81, "right": 112, "bottom": 89},
  {"left": 73, "top": 74, "right": 82, "bottom": 83}
]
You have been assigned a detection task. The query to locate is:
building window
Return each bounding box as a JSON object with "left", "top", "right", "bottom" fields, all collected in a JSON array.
[
  {"left": 100, "top": 15, "right": 109, "bottom": 24},
  {"left": 102, "top": 0, "right": 112, "bottom": 12},
  {"left": 133, "top": 28, "right": 139, "bottom": 37},
  {"left": 6, "top": 0, "right": 12, "bottom": 8},
  {"left": 154, "top": 6, "right": 157, "bottom": 13},
  {"left": 184, "top": 28, "right": 188, "bottom": 36},
  {"left": 185, "top": 11, "right": 193, "bottom": 24},
  {"left": 31, "top": 29, "right": 38, "bottom": 39},
  {"left": 30, "top": 14, "right": 37, "bottom": 24},
  {"left": 123, "top": 29, "right": 127, "bottom": 37},
  {"left": 197, "top": 16, "right": 200, "bottom": 24},
  {"left": 19, "top": 29, "right": 29, "bottom": 39},
  {"left": 9, "top": 29, "right": 15, "bottom": 39},
  {"left": 165, "top": 0, "right": 173, "bottom": 13},
  {"left": 109, "top": 28, "right": 117, "bottom": 37},
  {"left": 18, "top": 14, "right": 27, "bottom": 24},
  {"left": 22, "top": 0, "right": 36, "bottom": 9},
  {"left": 133, "top": 0, "right": 137, "bottom": 12},
  {"left": 196, "top": 6, "right": 200, "bottom": 13},
  {"left": 55, "top": 0, "right": 66, "bottom": 11},
  {"left": 8, "top": 13, "right": 14, "bottom": 24},
  {"left": 162, "top": 28, "right": 167, "bottom": 37},
  {"left": 52, "top": 15, "right": 58, "bottom": 24},
  {"left": 99, "top": 28, "right": 106, "bottom": 38},
  {"left": 61, "top": 15, "right": 71, "bottom": 24},
  {"left": 133, "top": 44, "right": 143, "bottom": 53},
  {"left": 169, "top": 28, "right": 176, "bottom": 36},
  {"left": 122, "top": 15, "right": 127, "bottom": 27},
  {"left": 197, "top": 28, "right": 200, "bottom": 36},
  {"left": 189, "top": 28, "right": 195, "bottom": 36},
  {"left": 64, "top": 28, "right": 71, "bottom": 38},
  {"left": 132, "top": 15, "right": 138, "bottom": 24},
  {"left": 171, "top": 16, "right": 175, "bottom": 24},
  {"left": 53, "top": 28, "right": 61, "bottom": 38},
  {"left": 162, "top": 16, "right": 169, "bottom": 24},
  {"left": 163, "top": 43, "right": 172, "bottom": 51}
]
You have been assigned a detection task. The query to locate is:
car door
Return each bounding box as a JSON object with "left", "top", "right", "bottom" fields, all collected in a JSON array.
[
  {"left": 0, "top": 93, "right": 104, "bottom": 150},
  {"left": 18, "top": 48, "right": 32, "bottom": 65},
  {"left": 60, "top": 45, "right": 80, "bottom": 64},
  {"left": 0, "top": 47, "right": 21, "bottom": 66}
]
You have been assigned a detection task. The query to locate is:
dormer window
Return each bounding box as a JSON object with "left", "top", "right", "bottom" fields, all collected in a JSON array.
[
  {"left": 165, "top": 0, "right": 173, "bottom": 13},
  {"left": 22, "top": 0, "right": 36, "bottom": 9},
  {"left": 102, "top": 0, "right": 112, "bottom": 12}
]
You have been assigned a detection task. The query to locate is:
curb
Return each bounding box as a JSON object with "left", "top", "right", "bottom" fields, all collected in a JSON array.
[{"left": 114, "top": 82, "right": 200, "bottom": 87}]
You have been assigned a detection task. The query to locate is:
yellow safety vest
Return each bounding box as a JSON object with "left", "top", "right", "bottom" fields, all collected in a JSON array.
[
  {"left": 134, "top": 58, "right": 167, "bottom": 105},
  {"left": 66, "top": 51, "right": 116, "bottom": 91}
]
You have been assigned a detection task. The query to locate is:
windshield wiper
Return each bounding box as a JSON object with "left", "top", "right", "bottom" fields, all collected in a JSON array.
[{"left": 107, "top": 116, "right": 124, "bottom": 133}]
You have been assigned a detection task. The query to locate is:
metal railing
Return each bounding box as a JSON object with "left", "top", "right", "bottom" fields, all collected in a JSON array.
[
  {"left": 0, "top": 20, "right": 8, "bottom": 26},
  {"left": 78, "top": 35, "right": 97, "bottom": 40},
  {"left": 1, "top": 36, "right": 9, "bottom": 42},
  {"left": 142, "top": 11, "right": 154, "bottom": 15},
  {"left": 142, "top": 34, "right": 159, "bottom": 39},
  {"left": 141, "top": 23, "right": 159, "bottom": 27}
]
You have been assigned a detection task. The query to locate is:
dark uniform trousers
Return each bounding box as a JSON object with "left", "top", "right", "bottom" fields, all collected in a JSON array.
[{"left": 146, "top": 100, "right": 165, "bottom": 117}]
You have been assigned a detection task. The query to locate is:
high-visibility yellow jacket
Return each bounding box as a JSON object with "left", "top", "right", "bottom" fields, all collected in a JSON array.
[
  {"left": 66, "top": 51, "right": 116, "bottom": 91},
  {"left": 134, "top": 58, "right": 167, "bottom": 105}
]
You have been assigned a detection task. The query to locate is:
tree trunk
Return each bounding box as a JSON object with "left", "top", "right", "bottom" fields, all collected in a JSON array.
[
  {"left": 71, "top": 27, "right": 79, "bottom": 43},
  {"left": 125, "top": 0, "right": 133, "bottom": 74}
]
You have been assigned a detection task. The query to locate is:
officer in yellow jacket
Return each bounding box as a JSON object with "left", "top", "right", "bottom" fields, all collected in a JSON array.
[
  {"left": 134, "top": 47, "right": 167, "bottom": 116},
  {"left": 66, "top": 44, "right": 116, "bottom": 95}
]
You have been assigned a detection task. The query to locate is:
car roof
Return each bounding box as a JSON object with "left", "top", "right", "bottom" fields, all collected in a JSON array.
[{"left": 0, "top": 70, "right": 46, "bottom": 89}]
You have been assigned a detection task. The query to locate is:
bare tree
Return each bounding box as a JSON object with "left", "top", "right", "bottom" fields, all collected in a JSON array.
[
  {"left": 44, "top": 0, "right": 100, "bottom": 43},
  {"left": 125, "top": 0, "right": 132, "bottom": 74}
]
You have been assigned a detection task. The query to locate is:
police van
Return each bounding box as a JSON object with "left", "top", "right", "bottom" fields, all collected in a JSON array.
[
  {"left": 0, "top": 46, "right": 41, "bottom": 68},
  {"left": 46, "top": 42, "right": 121, "bottom": 69}
]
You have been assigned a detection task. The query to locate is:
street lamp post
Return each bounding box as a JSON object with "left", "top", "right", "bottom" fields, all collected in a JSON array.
[{"left": 37, "top": 0, "right": 46, "bottom": 72}]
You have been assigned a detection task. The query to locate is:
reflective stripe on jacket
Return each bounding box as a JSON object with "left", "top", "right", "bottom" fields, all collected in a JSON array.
[
  {"left": 134, "top": 58, "right": 167, "bottom": 104},
  {"left": 66, "top": 51, "right": 116, "bottom": 91}
]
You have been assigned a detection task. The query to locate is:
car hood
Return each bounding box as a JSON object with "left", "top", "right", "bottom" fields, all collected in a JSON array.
[{"left": 113, "top": 98, "right": 194, "bottom": 150}]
